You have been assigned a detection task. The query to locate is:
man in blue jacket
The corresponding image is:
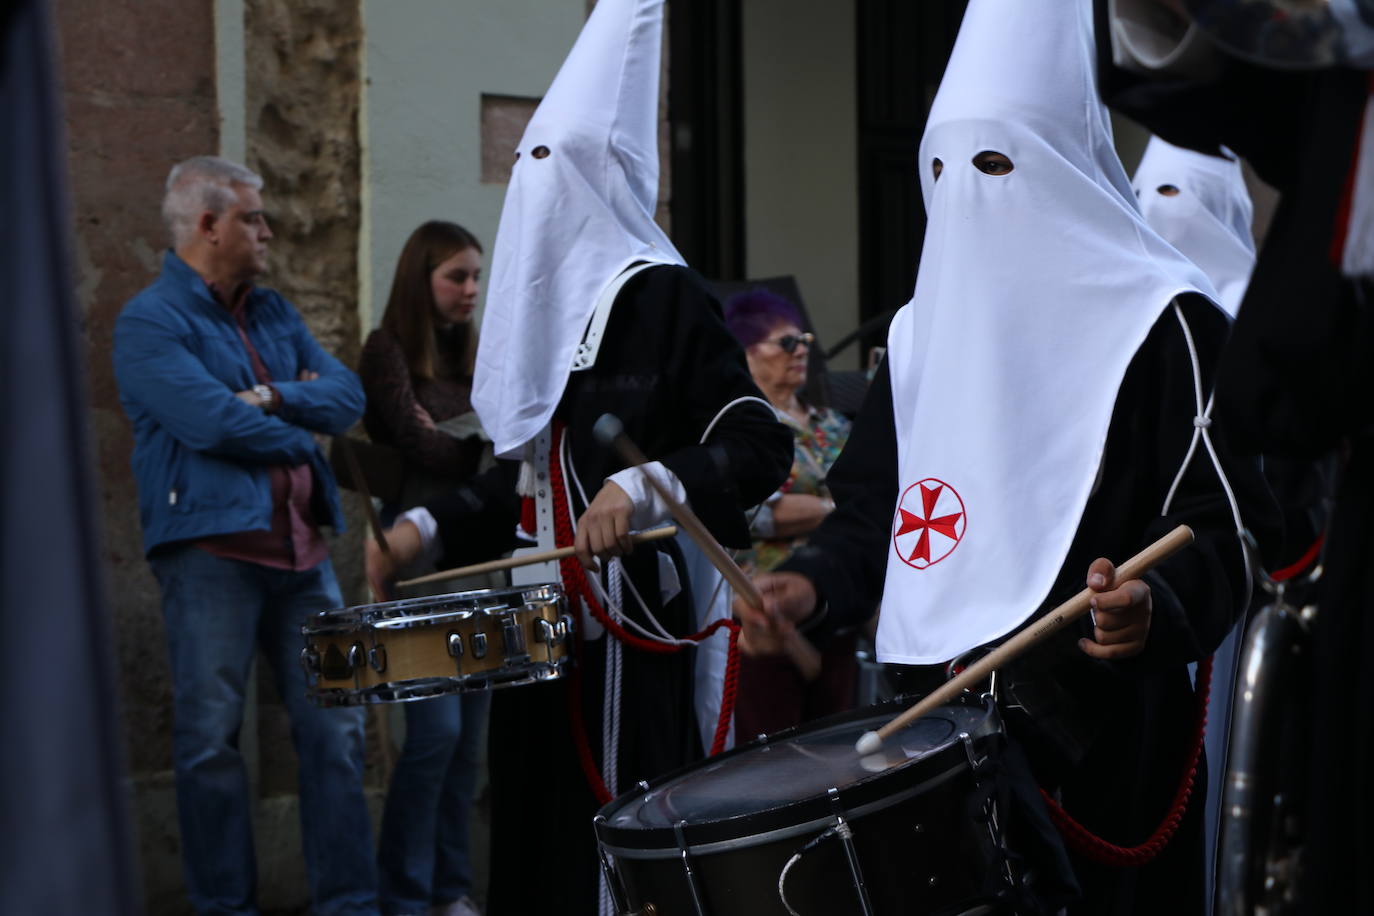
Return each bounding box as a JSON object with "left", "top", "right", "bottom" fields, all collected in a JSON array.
[{"left": 113, "top": 155, "right": 377, "bottom": 916}]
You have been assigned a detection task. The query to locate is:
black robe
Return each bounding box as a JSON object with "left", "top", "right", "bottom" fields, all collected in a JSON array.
[
  {"left": 782, "top": 295, "right": 1280, "bottom": 914},
  {"left": 1095, "top": 9, "right": 1373, "bottom": 909},
  {"left": 424, "top": 264, "right": 793, "bottom": 916}
]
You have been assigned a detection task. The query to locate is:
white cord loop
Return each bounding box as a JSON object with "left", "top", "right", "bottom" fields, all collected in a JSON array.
[{"left": 1162, "top": 302, "right": 1253, "bottom": 608}]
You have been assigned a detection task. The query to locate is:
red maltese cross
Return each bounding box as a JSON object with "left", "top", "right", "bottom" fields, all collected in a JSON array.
[{"left": 892, "top": 478, "right": 966, "bottom": 570}]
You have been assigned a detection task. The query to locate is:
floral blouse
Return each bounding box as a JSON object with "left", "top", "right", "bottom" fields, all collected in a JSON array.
[{"left": 737, "top": 404, "right": 852, "bottom": 573}]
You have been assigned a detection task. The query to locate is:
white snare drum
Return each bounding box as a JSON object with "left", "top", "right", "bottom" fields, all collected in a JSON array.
[{"left": 300, "top": 583, "right": 572, "bottom": 706}]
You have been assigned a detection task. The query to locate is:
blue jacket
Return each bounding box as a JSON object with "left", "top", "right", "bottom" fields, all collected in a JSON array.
[{"left": 113, "top": 251, "right": 364, "bottom": 555}]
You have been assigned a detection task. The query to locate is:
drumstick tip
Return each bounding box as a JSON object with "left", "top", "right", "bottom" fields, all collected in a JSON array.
[
  {"left": 593, "top": 413, "right": 625, "bottom": 447},
  {"left": 855, "top": 730, "right": 883, "bottom": 756}
]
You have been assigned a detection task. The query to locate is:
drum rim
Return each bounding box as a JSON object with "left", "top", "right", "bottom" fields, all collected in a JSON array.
[
  {"left": 306, "top": 658, "right": 572, "bottom": 705},
  {"left": 302, "top": 582, "right": 564, "bottom": 633},
  {"left": 598, "top": 761, "right": 970, "bottom": 860},
  {"left": 594, "top": 695, "right": 1000, "bottom": 854}
]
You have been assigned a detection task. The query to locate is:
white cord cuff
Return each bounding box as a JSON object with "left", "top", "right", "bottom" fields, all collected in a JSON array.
[
  {"left": 397, "top": 506, "right": 443, "bottom": 567},
  {"left": 608, "top": 461, "right": 688, "bottom": 531}
]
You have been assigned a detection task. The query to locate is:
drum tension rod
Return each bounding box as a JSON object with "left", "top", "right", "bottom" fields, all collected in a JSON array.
[
  {"left": 826, "top": 788, "right": 877, "bottom": 916},
  {"left": 593, "top": 815, "right": 633, "bottom": 916},
  {"left": 673, "top": 821, "right": 710, "bottom": 916}
]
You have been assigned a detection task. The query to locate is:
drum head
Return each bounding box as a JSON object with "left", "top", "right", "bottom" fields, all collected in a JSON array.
[{"left": 598, "top": 698, "right": 999, "bottom": 854}]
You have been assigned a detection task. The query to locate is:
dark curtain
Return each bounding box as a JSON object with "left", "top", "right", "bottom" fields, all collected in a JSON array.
[{"left": 0, "top": 0, "right": 141, "bottom": 912}]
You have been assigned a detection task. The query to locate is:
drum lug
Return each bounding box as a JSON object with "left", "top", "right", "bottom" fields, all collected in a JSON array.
[
  {"left": 501, "top": 613, "right": 528, "bottom": 659},
  {"left": 558, "top": 613, "right": 574, "bottom": 643},
  {"left": 299, "top": 645, "right": 321, "bottom": 678},
  {"left": 447, "top": 631, "right": 464, "bottom": 658},
  {"left": 347, "top": 642, "right": 366, "bottom": 687},
  {"left": 368, "top": 644, "right": 387, "bottom": 674},
  {"left": 534, "top": 617, "right": 558, "bottom": 665},
  {"left": 471, "top": 632, "right": 488, "bottom": 659}
]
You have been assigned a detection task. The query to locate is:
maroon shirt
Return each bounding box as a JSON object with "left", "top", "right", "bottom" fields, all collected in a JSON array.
[{"left": 196, "top": 283, "right": 327, "bottom": 571}]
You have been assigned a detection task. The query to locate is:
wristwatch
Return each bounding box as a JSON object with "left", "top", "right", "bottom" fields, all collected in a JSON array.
[{"left": 252, "top": 384, "right": 276, "bottom": 411}]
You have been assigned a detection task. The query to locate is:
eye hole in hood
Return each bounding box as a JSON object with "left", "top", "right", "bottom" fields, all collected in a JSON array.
[{"left": 972, "top": 150, "right": 1014, "bottom": 176}]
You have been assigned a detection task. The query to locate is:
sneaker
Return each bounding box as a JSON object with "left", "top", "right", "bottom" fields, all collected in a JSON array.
[{"left": 431, "top": 897, "right": 482, "bottom": 916}]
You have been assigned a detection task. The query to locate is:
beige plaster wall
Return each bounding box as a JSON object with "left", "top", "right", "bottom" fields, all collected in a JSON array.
[
  {"left": 358, "top": 0, "right": 588, "bottom": 333},
  {"left": 741, "top": 0, "right": 860, "bottom": 357}
]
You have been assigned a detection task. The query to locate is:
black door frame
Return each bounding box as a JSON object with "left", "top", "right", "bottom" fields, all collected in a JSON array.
[
  {"left": 854, "top": 0, "right": 966, "bottom": 354},
  {"left": 667, "top": 0, "right": 745, "bottom": 281}
]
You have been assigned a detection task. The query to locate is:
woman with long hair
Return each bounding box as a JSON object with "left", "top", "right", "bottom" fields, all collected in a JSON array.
[{"left": 359, "top": 220, "right": 490, "bottom": 916}]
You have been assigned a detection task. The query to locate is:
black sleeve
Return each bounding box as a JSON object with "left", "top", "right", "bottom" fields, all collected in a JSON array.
[
  {"left": 422, "top": 459, "right": 523, "bottom": 568},
  {"left": 643, "top": 268, "right": 795, "bottom": 549},
  {"left": 1065, "top": 297, "right": 1283, "bottom": 675},
  {"left": 778, "top": 356, "right": 898, "bottom": 641}
]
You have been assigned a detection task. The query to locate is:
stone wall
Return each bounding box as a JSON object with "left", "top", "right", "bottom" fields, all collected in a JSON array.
[
  {"left": 242, "top": 0, "right": 374, "bottom": 809},
  {"left": 56, "top": 0, "right": 373, "bottom": 910},
  {"left": 56, "top": 1, "right": 216, "bottom": 910}
]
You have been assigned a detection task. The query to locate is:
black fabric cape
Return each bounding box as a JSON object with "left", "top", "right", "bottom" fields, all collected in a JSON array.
[
  {"left": 782, "top": 296, "right": 1280, "bottom": 915},
  {"left": 1095, "top": 7, "right": 1374, "bottom": 908},
  {"left": 424, "top": 264, "right": 792, "bottom": 916}
]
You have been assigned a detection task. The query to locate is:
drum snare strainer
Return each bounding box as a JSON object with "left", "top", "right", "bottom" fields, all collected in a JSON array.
[{"left": 300, "top": 583, "right": 573, "bottom": 705}]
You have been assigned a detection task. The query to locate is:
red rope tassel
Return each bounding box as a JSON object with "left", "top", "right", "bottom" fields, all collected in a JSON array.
[{"left": 546, "top": 422, "right": 743, "bottom": 803}]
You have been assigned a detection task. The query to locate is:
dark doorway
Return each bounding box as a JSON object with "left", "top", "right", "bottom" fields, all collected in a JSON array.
[
  {"left": 668, "top": 0, "right": 745, "bottom": 281},
  {"left": 853, "top": 1, "right": 966, "bottom": 357}
]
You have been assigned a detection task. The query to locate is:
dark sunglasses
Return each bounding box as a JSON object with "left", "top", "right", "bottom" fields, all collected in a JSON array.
[{"left": 766, "top": 331, "right": 814, "bottom": 354}]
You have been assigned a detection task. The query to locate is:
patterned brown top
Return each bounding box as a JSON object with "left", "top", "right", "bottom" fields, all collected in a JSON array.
[{"left": 358, "top": 327, "right": 485, "bottom": 482}]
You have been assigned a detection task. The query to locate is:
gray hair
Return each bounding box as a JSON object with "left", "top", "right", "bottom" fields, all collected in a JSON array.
[{"left": 161, "top": 155, "right": 263, "bottom": 248}]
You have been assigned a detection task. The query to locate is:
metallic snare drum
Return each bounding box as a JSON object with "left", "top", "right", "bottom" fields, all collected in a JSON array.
[{"left": 300, "top": 583, "right": 572, "bottom": 705}]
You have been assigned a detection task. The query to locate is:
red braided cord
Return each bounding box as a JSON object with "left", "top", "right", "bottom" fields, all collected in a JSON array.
[
  {"left": 1043, "top": 532, "right": 1325, "bottom": 865},
  {"left": 547, "top": 423, "right": 743, "bottom": 803},
  {"left": 1270, "top": 534, "right": 1323, "bottom": 583},
  {"left": 712, "top": 624, "right": 742, "bottom": 755},
  {"left": 1039, "top": 654, "right": 1213, "bottom": 867}
]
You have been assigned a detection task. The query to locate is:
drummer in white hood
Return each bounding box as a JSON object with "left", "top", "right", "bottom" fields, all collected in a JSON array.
[
  {"left": 367, "top": 0, "right": 791, "bottom": 912},
  {"left": 736, "top": 0, "right": 1278, "bottom": 911}
]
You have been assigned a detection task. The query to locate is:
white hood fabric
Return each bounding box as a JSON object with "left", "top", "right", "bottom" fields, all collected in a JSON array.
[
  {"left": 472, "top": 0, "right": 684, "bottom": 459},
  {"left": 1133, "top": 137, "right": 1256, "bottom": 317},
  {"left": 877, "top": 0, "right": 1220, "bottom": 665}
]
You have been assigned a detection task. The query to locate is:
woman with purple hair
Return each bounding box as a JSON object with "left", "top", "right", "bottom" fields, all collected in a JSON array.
[{"left": 723, "top": 288, "right": 862, "bottom": 737}]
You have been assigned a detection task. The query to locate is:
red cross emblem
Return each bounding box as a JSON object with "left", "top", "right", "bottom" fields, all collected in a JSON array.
[{"left": 892, "top": 478, "right": 966, "bottom": 569}]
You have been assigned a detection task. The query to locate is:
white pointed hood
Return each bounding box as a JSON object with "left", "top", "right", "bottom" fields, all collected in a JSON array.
[
  {"left": 877, "top": 0, "right": 1221, "bottom": 664},
  {"left": 1133, "top": 137, "right": 1255, "bottom": 317},
  {"left": 473, "top": 0, "right": 684, "bottom": 458}
]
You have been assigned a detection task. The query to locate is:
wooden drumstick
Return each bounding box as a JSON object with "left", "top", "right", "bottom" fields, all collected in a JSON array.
[
  {"left": 854, "top": 524, "right": 1195, "bottom": 755},
  {"left": 395, "top": 526, "right": 679, "bottom": 588},
  {"left": 335, "top": 436, "right": 393, "bottom": 562},
  {"left": 593, "top": 414, "right": 823, "bottom": 681}
]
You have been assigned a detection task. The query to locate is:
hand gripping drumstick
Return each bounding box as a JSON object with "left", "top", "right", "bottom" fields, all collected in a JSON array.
[
  {"left": 593, "top": 414, "right": 823, "bottom": 681},
  {"left": 395, "top": 526, "right": 679, "bottom": 588},
  {"left": 854, "top": 524, "right": 1195, "bottom": 756}
]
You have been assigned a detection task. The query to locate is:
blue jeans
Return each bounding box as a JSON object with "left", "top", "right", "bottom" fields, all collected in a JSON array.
[
  {"left": 150, "top": 547, "right": 379, "bottom": 916},
  {"left": 377, "top": 691, "right": 490, "bottom": 914}
]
